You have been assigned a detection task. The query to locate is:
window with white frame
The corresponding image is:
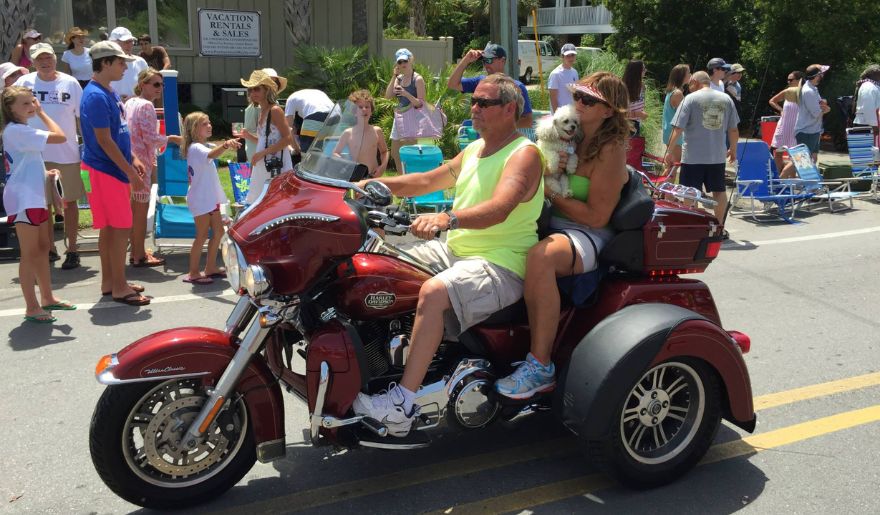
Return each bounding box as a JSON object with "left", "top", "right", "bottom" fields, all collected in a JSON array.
[{"left": 33, "top": 0, "right": 190, "bottom": 49}]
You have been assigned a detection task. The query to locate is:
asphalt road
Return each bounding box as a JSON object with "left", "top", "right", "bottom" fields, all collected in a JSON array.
[{"left": 1, "top": 197, "right": 879, "bottom": 514}]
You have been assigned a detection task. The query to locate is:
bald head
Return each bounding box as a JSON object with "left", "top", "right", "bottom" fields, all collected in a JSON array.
[{"left": 691, "top": 71, "right": 711, "bottom": 85}]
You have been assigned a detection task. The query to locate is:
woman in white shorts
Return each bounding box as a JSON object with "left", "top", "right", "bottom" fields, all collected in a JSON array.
[{"left": 495, "top": 72, "right": 632, "bottom": 400}]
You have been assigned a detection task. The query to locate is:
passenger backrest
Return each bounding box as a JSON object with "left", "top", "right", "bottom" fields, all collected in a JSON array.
[{"left": 609, "top": 167, "right": 655, "bottom": 231}]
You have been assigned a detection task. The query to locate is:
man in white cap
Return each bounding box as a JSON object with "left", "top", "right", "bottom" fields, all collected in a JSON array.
[
  {"left": 108, "top": 27, "right": 148, "bottom": 101},
  {"left": 80, "top": 41, "right": 150, "bottom": 305},
  {"left": 548, "top": 43, "right": 579, "bottom": 112},
  {"left": 14, "top": 42, "right": 85, "bottom": 269},
  {"left": 448, "top": 42, "right": 533, "bottom": 128}
]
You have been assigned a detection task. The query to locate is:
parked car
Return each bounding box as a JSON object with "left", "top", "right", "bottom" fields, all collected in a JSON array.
[{"left": 518, "top": 40, "right": 560, "bottom": 84}]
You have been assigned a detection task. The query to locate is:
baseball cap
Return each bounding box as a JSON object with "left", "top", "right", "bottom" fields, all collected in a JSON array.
[
  {"left": 730, "top": 63, "right": 745, "bottom": 73},
  {"left": 89, "top": 41, "right": 136, "bottom": 61},
  {"left": 707, "top": 57, "right": 731, "bottom": 71},
  {"left": 0, "top": 62, "right": 29, "bottom": 80},
  {"left": 561, "top": 43, "right": 577, "bottom": 56},
  {"left": 482, "top": 43, "right": 507, "bottom": 60},
  {"left": 109, "top": 27, "right": 136, "bottom": 42},
  {"left": 29, "top": 42, "right": 55, "bottom": 59},
  {"left": 394, "top": 48, "right": 413, "bottom": 62},
  {"left": 23, "top": 29, "right": 41, "bottom": 40}
]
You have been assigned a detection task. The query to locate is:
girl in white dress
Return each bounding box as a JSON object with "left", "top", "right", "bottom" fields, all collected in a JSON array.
[{"left": 180, "top": 112, "right": 240, "bottom": 285}]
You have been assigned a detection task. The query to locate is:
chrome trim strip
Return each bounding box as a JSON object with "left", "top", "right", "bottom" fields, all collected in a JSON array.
[
  {"left": 238, "top": 181, "right": 269, "bottom": 219},
  {"left": 96, "top": 370, "right": 211, "bottom": 386},
  {"left": 296, "top": 169, "right": 358, "bottom": 191},
  {"left": 358, "top": 439, "right": 430, "bottom": 450},
  {"left": 310, "top": 361, "right": 330, "bottom": 444},
  {"left": 249, "top": 213, "right": 341, "bottom": 237},
  {"left": 256, "top": 438, "right": 287, "bottom": 463},
  {"left": 321, "top": 414, "right": 365, "bottom": 429}
]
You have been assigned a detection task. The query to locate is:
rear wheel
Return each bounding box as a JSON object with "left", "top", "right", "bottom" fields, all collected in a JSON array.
[
  {"left": 587, "top": 358, "right": 721, "bottom": 488},
  {"left": 89, "top": 379, "right": 256, "bottom": 509}
]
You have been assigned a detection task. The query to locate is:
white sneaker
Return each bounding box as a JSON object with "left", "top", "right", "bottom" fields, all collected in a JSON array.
[{"left": 352, "top": 384, "right": 418, "bottom": 437}]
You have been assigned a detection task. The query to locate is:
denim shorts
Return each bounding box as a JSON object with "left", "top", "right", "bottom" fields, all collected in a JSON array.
[{"left": 795, "top": 132, "right": 821, "bottom": 154}]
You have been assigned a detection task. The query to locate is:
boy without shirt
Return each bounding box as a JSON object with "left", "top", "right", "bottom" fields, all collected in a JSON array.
[{"left": 334, "top": 90, "right": 389, "bottom": 178}]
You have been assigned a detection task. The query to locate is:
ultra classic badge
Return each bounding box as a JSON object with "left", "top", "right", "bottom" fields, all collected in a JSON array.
[{"left": 365, "top": 291, "right": 396, "bottom": 309}]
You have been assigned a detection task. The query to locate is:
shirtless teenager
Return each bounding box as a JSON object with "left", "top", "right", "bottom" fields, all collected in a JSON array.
[{"left": 334, "top": 89, "right": 389, "bottom": 178}]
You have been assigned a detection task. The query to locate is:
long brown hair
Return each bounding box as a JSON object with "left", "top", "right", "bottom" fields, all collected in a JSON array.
[
  {"left": 622, "top": 60, "right": 645, "bottom": 102},
  {"left": 578, "top": 72, "right": 630, "bottom": 163},
  {"left": 666, "top": 64, "right": 690, "bottom": 93},
  {"left": 180, "top": 111, "right": 209, "bottom": 159}
]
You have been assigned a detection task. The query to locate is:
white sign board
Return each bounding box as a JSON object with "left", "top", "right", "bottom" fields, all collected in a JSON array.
[{"left": 198, "top": 9, "right": 261, "bottom": 57}]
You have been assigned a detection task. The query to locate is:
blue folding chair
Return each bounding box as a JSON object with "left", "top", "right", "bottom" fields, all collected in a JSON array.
[
  {"left": 148, "top": 145, "right": 199, "bottom": 252},
  {"left": 400, "top": 144, "right": 452, "bottom": 213},
  {"left": 228, "top": 161, "right": 251, "bottom": 204},
  {"left": 516, "top": 110, "right": 550, "bottom": 142},
  {"left": 845, "top": 127, "right": 880, "bottom": 199},
  {"left": 785, "top": 144, "right": 859, "bottom": 212},
  {"left": 731, "top": 140, "right": 814, "bottom": 223}
]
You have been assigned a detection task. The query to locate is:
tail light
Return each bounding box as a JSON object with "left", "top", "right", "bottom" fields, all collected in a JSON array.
[
  {"left": 728, "top": 331, "right": 751, "bottom": 354},
  {"left": 695, "top": 236, "right": 724, "bottom": 262}
]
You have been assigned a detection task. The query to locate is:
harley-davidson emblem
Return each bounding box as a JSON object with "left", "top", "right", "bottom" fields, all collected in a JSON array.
[{"left": 365, "top": 291, "right": 396, "bottom": 309}]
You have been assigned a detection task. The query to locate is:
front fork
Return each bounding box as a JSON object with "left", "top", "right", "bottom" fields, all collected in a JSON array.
[{"left": 181, "top": 296, "right": 277, "bottom": 450}]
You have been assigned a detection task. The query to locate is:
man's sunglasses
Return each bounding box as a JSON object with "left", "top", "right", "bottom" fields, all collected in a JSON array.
[
  {"left": 787, "top": 77, "right": 797, "bottom": 82},
  {"left": 482, "top": 57, "right": 496, "bottom": 65},
  {"left": 470, "top": 96, "right": 505, "bottom": 108},
  {"left": 573, "top": 91, "right": 603, "bottom": 107}
]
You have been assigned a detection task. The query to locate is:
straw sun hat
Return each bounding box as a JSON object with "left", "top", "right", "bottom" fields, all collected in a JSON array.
[
  {"left": 64, "top": 27, "right": 89, "bottom": 45},
  {"left": 240, "top": 70, "right": 279, "bottom": 93}
]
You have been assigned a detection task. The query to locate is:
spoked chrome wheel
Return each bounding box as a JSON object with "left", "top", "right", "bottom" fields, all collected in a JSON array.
[
  {"left": 90, "top": 379, "right": 256, "bottom": 509},
  {"left": 620, "top": 361, "right": 704, "bottom": 465},
  {"left": 585, "top": 358, "right": 721, "bottom": 489},
  {"left": 122, "top": 379, "right": 248, "bottom": 487}
]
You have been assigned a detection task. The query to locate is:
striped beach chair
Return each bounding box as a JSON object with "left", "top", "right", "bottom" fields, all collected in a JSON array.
[{"left": 845, "top": 127, "right": 880, "bottom": 199}]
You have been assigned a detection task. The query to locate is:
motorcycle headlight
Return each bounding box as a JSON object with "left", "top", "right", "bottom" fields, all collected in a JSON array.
[
  {"left": 221, "top": 235, "right": 246, "bottom": 292},
  {"left": 244, "top": 264, "right": 271, "bottom": 297}
]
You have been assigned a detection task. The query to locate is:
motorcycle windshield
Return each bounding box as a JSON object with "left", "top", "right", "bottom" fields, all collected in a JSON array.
[{"left": 297, "top": 101, "right": 371, "bottom": 185}]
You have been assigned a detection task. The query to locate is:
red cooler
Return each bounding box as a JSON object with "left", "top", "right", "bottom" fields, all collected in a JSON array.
[{"left": 760, "top": 116, "right": 779, "bottom": 147}]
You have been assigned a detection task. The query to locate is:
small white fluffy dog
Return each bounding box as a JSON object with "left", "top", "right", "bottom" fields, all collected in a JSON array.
[{"left": 536, "top": 104, "right": 581, "bottom": 197}]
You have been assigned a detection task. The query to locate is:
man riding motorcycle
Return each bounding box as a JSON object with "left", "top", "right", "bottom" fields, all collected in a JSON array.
[{"left": 352, "top": 74, "right": 545, "bottom": 436}]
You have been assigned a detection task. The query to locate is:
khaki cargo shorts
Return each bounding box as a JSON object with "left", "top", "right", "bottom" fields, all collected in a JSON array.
[
  {"left": 398, "top": 239, "right": 523, "bottom": 336},
  {"left": 45, "top": 161, "right": 86, "bottom": 203}
]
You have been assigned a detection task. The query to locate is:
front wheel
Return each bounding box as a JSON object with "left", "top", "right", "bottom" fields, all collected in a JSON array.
[
  {"left": 587, "top": 358, "right": 721, "bottom": 488},
  {"left": 89, "top": 379, "right": 256, "bottom": 509}
]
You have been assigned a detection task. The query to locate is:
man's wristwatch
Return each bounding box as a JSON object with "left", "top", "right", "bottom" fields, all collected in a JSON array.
[{"left": 446, "top": 210, "right": 459, "bottom": 230}]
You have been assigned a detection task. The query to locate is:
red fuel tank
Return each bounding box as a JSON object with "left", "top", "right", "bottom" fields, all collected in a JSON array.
[{"left": 333, "top": 253, "right": 431, "bottom": 319}]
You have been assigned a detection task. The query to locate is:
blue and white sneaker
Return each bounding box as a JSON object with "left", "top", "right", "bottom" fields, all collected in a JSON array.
[{"left": 494, "top": 353, "right": 556, "bottom": 399}]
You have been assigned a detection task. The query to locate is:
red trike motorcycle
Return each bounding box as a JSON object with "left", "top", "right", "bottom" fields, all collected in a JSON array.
[{"left": 89, "top": 105, "right": 754, "bottom": 509}]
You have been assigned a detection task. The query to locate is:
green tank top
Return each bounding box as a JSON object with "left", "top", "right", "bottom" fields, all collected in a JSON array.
[
  {"left": 553, "top": 174, "right": 590, "bottom": 219},
  {"left": 446, "top": 137, "right": 545, "bottom": 278}
]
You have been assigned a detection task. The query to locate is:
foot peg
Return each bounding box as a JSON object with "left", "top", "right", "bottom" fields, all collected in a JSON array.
[{"left": 360, "top": 417, "right": 389, "bottom": 437}]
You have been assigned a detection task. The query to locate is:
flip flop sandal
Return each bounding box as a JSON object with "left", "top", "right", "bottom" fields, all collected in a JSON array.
[
  {"left": 24, "top": 313, "right": 57, "bottom": 324},
  {"left": 183, "top": 275, "right": 214, "bottom": 285},
  {"left": 206, "top": 270, "right": 227, "bottom": 279},
  {"left": 102, "top": 283, "right": 146, "bottom": 296},
  {"left": 41, "top": 300, "right": 77, "bottom": 311},
  {"left": 112, "top": 292, "right": 151, "bottom": 306},
  {"left": 131, "top": 255, "right": 166, "bottom": 267}
]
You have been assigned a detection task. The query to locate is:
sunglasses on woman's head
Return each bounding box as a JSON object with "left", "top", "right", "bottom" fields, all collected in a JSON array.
[
  {"left": 573, "top": 91, "right": 603, "bottom": 107},
  {"left": 470, "top": 96, "right": 505, "bottom": 108}
]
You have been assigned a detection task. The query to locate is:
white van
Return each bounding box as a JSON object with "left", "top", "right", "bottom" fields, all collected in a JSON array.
[{"left": 517, "top": 40, "right": 560, "bottom": 84}]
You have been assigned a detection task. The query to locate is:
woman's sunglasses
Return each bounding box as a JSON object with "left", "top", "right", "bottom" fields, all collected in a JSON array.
[
  {"left": 397, "top": 59, "right": 408, "bottom": 65},
  {"left": 148, "top": 81, "right": 163, "bottom": 88},
  {"left": 573, "top": 91, "right": 603, "bottom": 107},
  {"left": 470, "top": 96, "right": 505, "bottom": 108}
]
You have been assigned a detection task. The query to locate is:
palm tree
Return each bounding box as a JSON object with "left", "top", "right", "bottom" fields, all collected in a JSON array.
[
  {"left": 285, "top": 0, "right": 312, "bottom": 48},
  {"left": 1, "top": 0, "right": 34, "bottom": 62},
  {"left": 409, "top": 0, "right": 426, "bottom": 36}
]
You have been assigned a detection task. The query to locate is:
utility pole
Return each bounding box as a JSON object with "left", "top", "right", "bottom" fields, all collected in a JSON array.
[{"left": 489, "top": 0, "right": 519, "bottom": 79}]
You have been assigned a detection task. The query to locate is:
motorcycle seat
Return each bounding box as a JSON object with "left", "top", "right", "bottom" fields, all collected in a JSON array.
[{"left": 481, "top": 298, "right": 527, "bottom": 325}]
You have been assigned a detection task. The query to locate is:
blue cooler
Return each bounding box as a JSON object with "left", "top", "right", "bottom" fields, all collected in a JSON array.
[{"left": 399, "top": 145, "right": 451, "bottom": 211}]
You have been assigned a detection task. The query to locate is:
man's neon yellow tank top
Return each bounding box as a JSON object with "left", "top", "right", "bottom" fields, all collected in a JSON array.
[{"left": 446, "top": 137, "right": 544, "bottom": 278}]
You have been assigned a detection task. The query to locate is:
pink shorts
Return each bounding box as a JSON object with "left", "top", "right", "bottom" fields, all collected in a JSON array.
[{"left": 85, "top": 163, "right": 133, "bottom": 229}]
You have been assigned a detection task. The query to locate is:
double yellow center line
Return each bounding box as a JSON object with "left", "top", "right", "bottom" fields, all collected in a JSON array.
[{"left": 213, "top": 371, "right": 880, "bottom": 514}]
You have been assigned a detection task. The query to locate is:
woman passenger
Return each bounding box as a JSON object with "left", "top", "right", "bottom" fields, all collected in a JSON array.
[{"left": 495, "top": 72, "right": 630, "bottom": 399}]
